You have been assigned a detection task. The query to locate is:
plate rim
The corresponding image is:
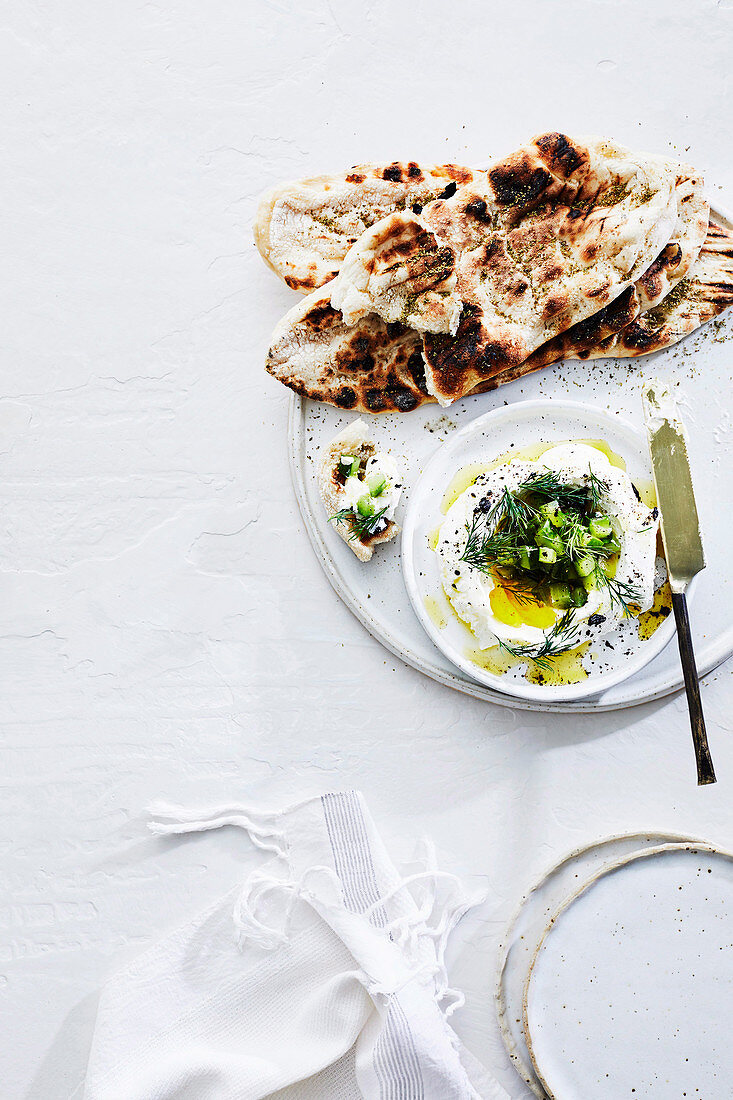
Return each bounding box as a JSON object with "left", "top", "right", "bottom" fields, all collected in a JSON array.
[
  {"left": 494, "top": 830, "right": 701, "bottom": 1097},
  {"left": 522, "top": 840, "right": 733, "bottom": 1099},
  {"left": 400, "top": 396, "right": 681, "bottom": 703}
]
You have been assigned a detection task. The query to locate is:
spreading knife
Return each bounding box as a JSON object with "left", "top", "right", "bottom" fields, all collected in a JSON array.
[{"left": 642, "top": 380, "right": 716, "bottom": 786}]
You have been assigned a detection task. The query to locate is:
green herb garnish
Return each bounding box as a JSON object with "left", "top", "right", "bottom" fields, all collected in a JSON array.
[
  {"left": 457, "top": 464, "right": 643, "bottom": 655},
  {"left": 497, "top": 611, "right": 583, "bottom": 671},
  {"left": 331, "top": 505, "right": 389, "bottom": 541}
]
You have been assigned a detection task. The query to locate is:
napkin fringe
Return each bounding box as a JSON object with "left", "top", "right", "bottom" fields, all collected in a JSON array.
[
  {"left": 147, "top": 799, "right": 485, "bottom": 1022},
  {"left": 147, "top": 798, "right": 291, "bottom": 857}
]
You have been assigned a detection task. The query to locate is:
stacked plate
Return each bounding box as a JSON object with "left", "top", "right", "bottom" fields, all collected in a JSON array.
[{"left": 497, "top": 835, "right": 733, "bottom": 1098}]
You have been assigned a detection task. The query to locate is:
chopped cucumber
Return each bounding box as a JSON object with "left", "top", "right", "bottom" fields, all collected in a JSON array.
[
  {"left": 550, "top": 582, "right": 574, "bottom": 609},
  {"left": 574, "top": 553, "right": 595, "bottom": 578},
  {"left": 538, "top": 546, "right": 557, "bottom": 565},
  {"left": 540, "top": 500, "right": 564, "bottom": 528},
  {"left": 581, "top": 571, "right": 597, "bottom": 592},
  {"left": 535, "top": 521, "right": 565, "bottom": 555},
  {"left": 367, "top": 473, "right": 388, "bottom": 497},
  {"left": 571, "top": 586, "right": 588, "bottom": 608},
  {"left": 517, "top": 546, "right": 538, "bottom": 571},
  {"left": 604, "top": 536, "right": 621, "bottom": 555},
  {"left": 589, "top": 515, "right": 612, "bottom": 539},
  {"left": 356, "top": 495, "right": 374, "bottom": 518}
]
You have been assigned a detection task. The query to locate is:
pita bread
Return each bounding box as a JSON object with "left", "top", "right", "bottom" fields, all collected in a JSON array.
[
  {"left": 330, "top": 211, "right": 461, "bottom": 334},
  {"left": 473, "top": 217, "right": 733, "bottom": 388},
  {"left": 318, "top": 419, "right": 399, "bottom": 561},
  {"left": 254, "top": 162, "right": 475, "bottom": 294},
  {"left": 585, "top": 217, "right": 733, "bottom": 358},
  {"left": 264, "top": 218, "right": 730, "bottom": 412},
  {"left": 265, "top": 287, "right": 429, "bottom": 413},
  {"left": 518, "top": 158, "right": 709, "bottom": 368}
]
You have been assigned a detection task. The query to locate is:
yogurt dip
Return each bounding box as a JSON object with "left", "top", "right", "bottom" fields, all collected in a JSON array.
[
  {"left": 340, "top": 452, "right": 403, "bottom": 531},
  {"left": 436, "top": 443, "right": 659, "bottom": 657}
]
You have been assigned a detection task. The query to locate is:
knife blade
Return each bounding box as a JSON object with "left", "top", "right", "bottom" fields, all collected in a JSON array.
[
  {"left": 642, "top": 380, "right": 705, "bottom": 592},
  {"left": 642, "top": 379, "right": 715, "bottom": 785}
]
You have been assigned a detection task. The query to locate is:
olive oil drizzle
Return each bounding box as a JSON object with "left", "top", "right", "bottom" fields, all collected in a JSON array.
[
  {"left": 637, "top": 580, "right": 672, "bottom": 641},
  {"left": 465, "top": 641, "right": 591, "bottom": 686}
]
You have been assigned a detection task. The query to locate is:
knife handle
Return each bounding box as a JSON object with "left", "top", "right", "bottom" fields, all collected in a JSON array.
[{"left": 671, "top": 592, "right": 716, "bottom": 786}]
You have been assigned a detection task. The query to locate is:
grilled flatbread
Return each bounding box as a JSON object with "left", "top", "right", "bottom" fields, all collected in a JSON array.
[
  {"left": 261, "top": 144, "right": 725, "bottom": 412},
  {"left": 476, "top": 218, "right": 733, "bottom": 386},
  {"left": 265, "top": 287, "right": 429, "bottom": 413},
  {"left": 420, "top": 135, "right": 679, "bottom": 403},
  {"left": 518, "top": 158, "right": 709, "bottom": 368},
  {"left": 585, "top": 217, "right": 733, "bottom": 358},
  {"left": 254, "top": 162, "right": 475, "bottom": 294},
  {"left": 328, "top": 134, "right": 677, "bottom": 405},
  {"left": 330, "top": 211, "right": 461, "bottom": 334}
]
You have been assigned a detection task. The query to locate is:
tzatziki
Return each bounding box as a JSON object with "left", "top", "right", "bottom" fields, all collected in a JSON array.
[
  {"left": 436, "top": 443, "right": 659, "bottom": 660},
  {"left": 340, "top": 452, "right": 403, "bottom": 531}
]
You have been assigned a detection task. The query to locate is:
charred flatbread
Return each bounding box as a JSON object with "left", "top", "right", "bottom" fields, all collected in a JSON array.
[
  {"left": 328, "top": 134, "right": 678, "bottom": 404},
  {"left": 475, "top": 217, "right": 733, "bottom": 385},
  {"left": 419, "top": 135, "right": 678, "bottom": 403},
  {"left": 254, "top": 162, "right": 475, "bottom": 294},
  {"left": 330, "top": 211, "right": 461, "bottom": 334},
  {"left": 514, "top": 156, "right": 709, "bottom": 367},
  {"left": 586, "top": 217, "right": 733, "bottom": 358},
  {"left": 265, "top": 287, "right": 430, "bottom": 413}
]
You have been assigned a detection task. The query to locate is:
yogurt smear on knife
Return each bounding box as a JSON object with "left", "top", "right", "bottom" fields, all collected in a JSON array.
[{"left": 436, "top": 444, "right": 659, "bottom": 657}]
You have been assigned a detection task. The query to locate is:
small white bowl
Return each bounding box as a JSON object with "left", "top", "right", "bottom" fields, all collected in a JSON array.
[{"left": 401, "top": 398, "right": 689, "bottom": 704}]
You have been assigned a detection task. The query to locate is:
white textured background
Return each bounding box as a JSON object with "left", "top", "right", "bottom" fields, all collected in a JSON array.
[{"left": 3, "top": 2, "right": 733, "bottom": 1096}]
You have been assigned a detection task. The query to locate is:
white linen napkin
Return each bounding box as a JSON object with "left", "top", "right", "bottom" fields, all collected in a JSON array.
[{"left": 84, "top": 790, "right": 507, "bottom": 1100}]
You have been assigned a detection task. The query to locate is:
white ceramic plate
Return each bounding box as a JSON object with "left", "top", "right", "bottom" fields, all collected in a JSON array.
[
  {"left": 495, "top": 832, "right": 698, "bottom": 1097},
  {"left": 288, "top": 202, "right": 733, "bottom": 713},
  {"left": 524, "top": 843, "right": 733, "bottom": 1099},
  {"left": 401, "top": 399, "right": 683, "bottom": 703}
]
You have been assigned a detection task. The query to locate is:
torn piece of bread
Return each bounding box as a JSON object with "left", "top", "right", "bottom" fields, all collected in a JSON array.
[
  {"left": 254, "top": 162, "right": 476, "bottom": 294},
  {"left": 319, "top": 419, "right": 402, "bottom": 562},
  {"left": 329, "top": 211, "right": 462, "bottom": 334}
]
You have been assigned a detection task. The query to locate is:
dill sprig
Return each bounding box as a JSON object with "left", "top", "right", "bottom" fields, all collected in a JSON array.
[
  {"left": 331, "top": 506, "right": 389, "bottom": 541},
  {"left": 591, "top": 568, "right": 643, "bottom": 617},
  {"left": 498, "top": 485, "right": 537, "bottom": 535},
  {"left": 456, "top": 462, "right": 631, "bottom": 637},
  {"left": 460, "top": 487, "right": 538, "bottom": 572},
  {"left": 460, "top": 512, "right": 519, "bottom": 570},
  {"left": 518, "top": 465, "right": 608, "bottom": 514},
  {"left": 497, "top": 610, "right": 583, "bottom": 670}
]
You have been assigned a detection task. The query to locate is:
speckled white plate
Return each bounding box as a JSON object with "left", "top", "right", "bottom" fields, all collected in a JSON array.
[
  {"left": 288, "top": 202, "right": 733, "bottom": 713},
  {"left": 496, "top": 832, "right": 699, "bottom": 1097},
  {"left": 401, "top": 399, "right": 682, "bottom": 703},
  {"left": 523, "top": 842, "right": 733, "bottom": 1099}
]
